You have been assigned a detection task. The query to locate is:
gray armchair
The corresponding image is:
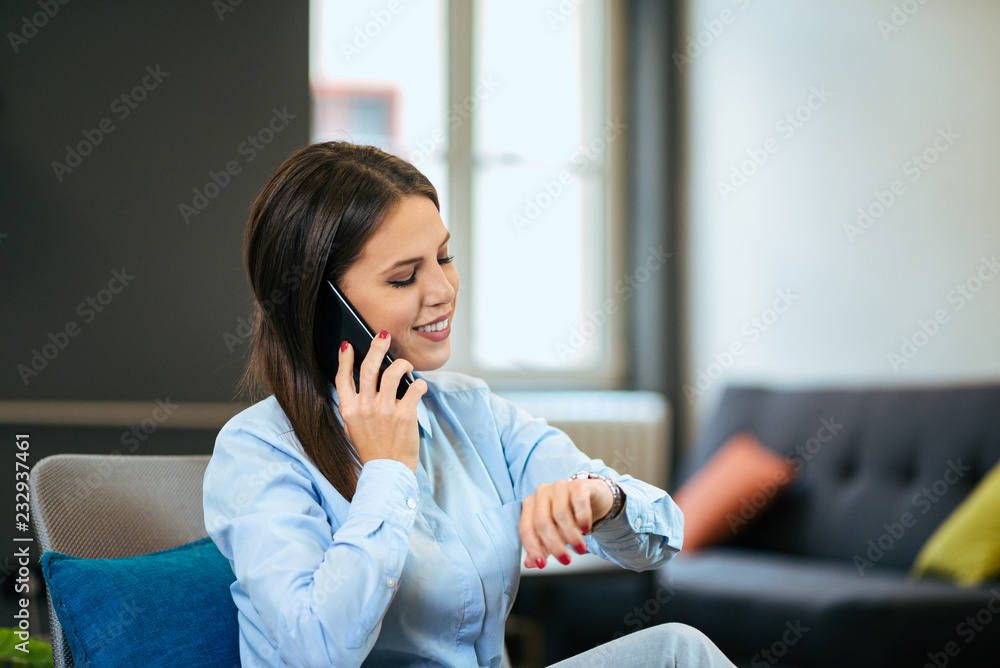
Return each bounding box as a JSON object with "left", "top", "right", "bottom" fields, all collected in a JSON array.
[
  {"left": 30, "top": 453, "right": 513, "bottom": 667},
  {"left": 29, "top": 454, "right": 211, "bottom": 668}
]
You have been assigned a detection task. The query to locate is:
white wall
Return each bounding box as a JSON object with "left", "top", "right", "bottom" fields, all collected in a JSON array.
[{"left": 678, "top": 1, "right": 1000, "bottom": 441}]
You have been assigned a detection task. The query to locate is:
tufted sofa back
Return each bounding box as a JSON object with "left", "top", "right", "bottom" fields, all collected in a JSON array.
[{"left": 683, "top": 384, "right": 1000, "bottom": 570}]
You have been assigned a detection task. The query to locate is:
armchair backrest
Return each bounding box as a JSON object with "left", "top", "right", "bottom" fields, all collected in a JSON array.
[{"left": 29, "top": 454, "right": 211, "bottom": 668}]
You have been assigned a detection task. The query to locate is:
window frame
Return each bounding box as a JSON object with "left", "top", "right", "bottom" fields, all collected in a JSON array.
[{"left": 443, "top": 0, "right": 629, "bottom": 391}]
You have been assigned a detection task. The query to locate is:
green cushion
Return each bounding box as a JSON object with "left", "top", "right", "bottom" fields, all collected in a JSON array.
[
  {"left": 912, "top": 460, "right": 1000, "bottom": 586},
  {"left": 40, "top": 537, "right": 239, "bottom": 668}
]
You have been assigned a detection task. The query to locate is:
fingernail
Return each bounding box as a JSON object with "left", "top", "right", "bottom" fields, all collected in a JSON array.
[
  {"left": 535, "top": 557, "right": 546, "bottom": 569},
  {"left": 557, "top": 554, "right": 571, "bottom": 566},
  {"left": 574, "top": 543, "right": 587, "bottom": 555},
  {"left": 580, "top": 525, "right": 590, "bottom": 534},
  {"left": 340, "top": 340, "right": 348, "bottom": 352},
  {"left": 378, "top": 330, "right": 389, "bottom": 339}
]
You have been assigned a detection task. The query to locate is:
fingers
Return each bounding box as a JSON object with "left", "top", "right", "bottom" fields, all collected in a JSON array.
[
  {"left": 399, "top": 377, "right": 428, "bottom": 407},
  {"left": 354, "top": 331, "right": 425, "bottom": 408},
  {"left": 335, "top": 339, "right": 356, "bottom": 398},
  {"left": 336, "top": 332, "right": 422, "bottom": 472},
  {"left": 549, "top": 482, "right": 586, "bottom": 557},
  {"left": 379, "top": 357, "right": 417, "bottom": 408},
  {"left": 340, "top": 332, "right": 426, "bottom": 416},
  {"left": 358, "top": 330, "right": 392, "bottom": 396},
  {"left": 519, "top": 495, "right": 547, "bottom": 569},
  {"left": 569, "top": 483, "right": 594, "bottom": 537},
  {"left": 519, "top": 481, "right": 590, "bottom": 569},
  {"left": 532, "top": 492, "right": 571, "bottom": 566}
]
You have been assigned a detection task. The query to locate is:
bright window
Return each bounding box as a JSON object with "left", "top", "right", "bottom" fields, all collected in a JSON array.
[{"left": 311, "top": 0, "right": 620, "bottom": 387}]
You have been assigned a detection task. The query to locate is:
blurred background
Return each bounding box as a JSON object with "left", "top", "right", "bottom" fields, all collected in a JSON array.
[{"left": 2, "top": 0, "right": 999, "bottom": 662}]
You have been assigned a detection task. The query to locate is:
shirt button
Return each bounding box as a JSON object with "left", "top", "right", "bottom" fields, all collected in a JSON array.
[
  {"left": 406, "top": 497, "right": 417, "bottom": 509},
  {"left": 386, "top": 577, "right": 396, "bottom": 588},
  {"left": 635, "top": 517, "right": 643, "bottom": 529}
]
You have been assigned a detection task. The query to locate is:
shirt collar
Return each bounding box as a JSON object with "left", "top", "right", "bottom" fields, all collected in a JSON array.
[
  {"left": 416, "top": 398, "right": 432, "bottom": 439},
  {"left": 413, "top": 371, "right": 432, "bottom": 439}
]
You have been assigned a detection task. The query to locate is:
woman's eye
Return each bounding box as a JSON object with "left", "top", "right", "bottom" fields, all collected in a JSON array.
[
  {"left": 388, "top": 271, "right": 416, "bottom": 289},
  {"left": 387, "top": 256, "right": 454, "bottom": 289}
]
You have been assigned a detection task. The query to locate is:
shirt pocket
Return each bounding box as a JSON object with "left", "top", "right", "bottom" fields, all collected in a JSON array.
[{"left": 476, "top": 500, "right": 523, "bottom": 602}]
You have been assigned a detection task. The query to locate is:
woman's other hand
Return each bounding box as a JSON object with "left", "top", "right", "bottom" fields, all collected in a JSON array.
[
  {"left": 519, "top": 477, "right": 614, "bottom": 569},
  {"left": 335, "top": 331, "right": 427, "bottom": 472}
]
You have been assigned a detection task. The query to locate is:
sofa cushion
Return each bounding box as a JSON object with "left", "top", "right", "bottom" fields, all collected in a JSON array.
[
  {"left": 655, "top": 547, "right": 1000, "bottom": 668},
  {"left": 913, "top": 457, "right": 1000, "bottom": 586},
  {"left": 673, "top": 432, "right": 796, "bottom": 551},
  {"left": 40, "top": 536, "right": 239, "bottom": 668},
  {"left": 680, "top": 385, "right": 1000, "bottom": 569}
]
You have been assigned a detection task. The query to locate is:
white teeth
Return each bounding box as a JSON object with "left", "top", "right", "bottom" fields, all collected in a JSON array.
[{"left": 416, "top": 319, "right": 447, "bottom": 333}]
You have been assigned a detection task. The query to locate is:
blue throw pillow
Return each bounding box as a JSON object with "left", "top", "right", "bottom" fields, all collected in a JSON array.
[{"left": 40, "top": 536, "right": 240, "bottom": 668}]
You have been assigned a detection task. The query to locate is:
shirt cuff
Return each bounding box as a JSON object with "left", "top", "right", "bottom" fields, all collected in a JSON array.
[
  {"left": 592, "top": 479, "right": 683, "bottom": 550},
  {"left": 593, "top": 489, "right": 641, "bottom": 541},
  {"left": 348, "top": 459, "right": 420, "bottom": 531}
]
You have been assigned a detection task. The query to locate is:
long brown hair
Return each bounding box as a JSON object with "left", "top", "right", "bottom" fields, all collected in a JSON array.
[{"left": 241, "top": 142, "right": 439, "bottom": 500}]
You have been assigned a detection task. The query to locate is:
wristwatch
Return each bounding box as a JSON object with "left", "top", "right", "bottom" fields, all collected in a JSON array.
[{"left": 569, "top": 471, "right": 625, "bottom": 534}]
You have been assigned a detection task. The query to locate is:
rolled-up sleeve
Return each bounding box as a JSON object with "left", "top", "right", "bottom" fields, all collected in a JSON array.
[
  {"left": 487, "top": 391, "right": 683, "bottom": 571},
  {"left": 204, "top": 421, "right": 419, "bottom": 667}
]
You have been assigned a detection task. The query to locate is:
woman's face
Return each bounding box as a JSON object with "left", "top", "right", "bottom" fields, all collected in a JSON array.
[{"left": 339, "top": 195, "right": 459, "bottom": 372}]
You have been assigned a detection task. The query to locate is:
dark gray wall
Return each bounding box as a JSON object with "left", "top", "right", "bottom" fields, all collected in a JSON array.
[
  {"left": 0, "top": 0, "right": 309, "bottom": 631},
  {"left": 1, "top": 1, "right": 310, "bottom": 403}
]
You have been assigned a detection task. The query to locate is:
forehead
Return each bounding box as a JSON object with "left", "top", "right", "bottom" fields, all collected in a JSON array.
[{"left": 358, "top": 196, "right": 444, "bottom": 262}]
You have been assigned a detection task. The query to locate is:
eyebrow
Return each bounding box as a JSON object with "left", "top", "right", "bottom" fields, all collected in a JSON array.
[{"left": 379, "top": 231, "right": 451, "bottom": 275}]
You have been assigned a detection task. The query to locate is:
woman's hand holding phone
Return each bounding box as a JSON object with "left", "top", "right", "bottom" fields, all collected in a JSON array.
[{"left": 336, "top": 330, "right": 427, "bottom": 472}]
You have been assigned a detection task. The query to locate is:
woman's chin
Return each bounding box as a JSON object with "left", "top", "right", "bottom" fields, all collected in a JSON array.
[{"left": 410, "top": 343, "right": 451, "bottom": 372}]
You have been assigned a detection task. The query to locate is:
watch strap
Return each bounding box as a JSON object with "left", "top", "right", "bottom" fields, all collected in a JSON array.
[{"left": 569, "top": 471, "right": 624, "bottom": 534}]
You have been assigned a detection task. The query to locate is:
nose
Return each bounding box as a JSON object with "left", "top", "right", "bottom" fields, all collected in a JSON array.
[{"left": 424, "top": 260, "right": 457, "bottom": 306}]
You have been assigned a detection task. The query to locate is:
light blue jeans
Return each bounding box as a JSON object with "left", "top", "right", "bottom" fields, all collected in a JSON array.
[{"left": 547, "top": 623, "right": 737, "bottom": 668}]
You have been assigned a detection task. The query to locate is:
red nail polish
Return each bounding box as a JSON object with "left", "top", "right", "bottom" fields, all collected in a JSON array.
[
  {"left": 580, "top": 525, "right": 590, "bottom": 534},
  {"left": 557, "top": 554, "right": 571, "bottom": 566},
  {"left": 574, "top": 543, "right": 586, "bottom": 555},
  {"left": 340, "top": 340, "right": 348, "bottom": 352},
  {"left": 535, "top": 557, "right": 546, "bottom": 569},
  {"left": 379, "top": 330, "right": 389, "bottom": 339}
]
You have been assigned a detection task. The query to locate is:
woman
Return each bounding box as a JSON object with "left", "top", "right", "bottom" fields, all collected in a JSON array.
[{"left": 203, "top": 142, "right": 735, "bottom": 667}]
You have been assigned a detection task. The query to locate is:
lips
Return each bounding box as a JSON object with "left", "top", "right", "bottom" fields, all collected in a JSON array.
[{"left": 413, "top": 311, "right": 451, "bottom": 329}]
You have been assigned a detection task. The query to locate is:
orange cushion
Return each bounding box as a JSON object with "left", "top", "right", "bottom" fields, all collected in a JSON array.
[{"left": 673, "top": 432, "right": 797, "bottom": 553}]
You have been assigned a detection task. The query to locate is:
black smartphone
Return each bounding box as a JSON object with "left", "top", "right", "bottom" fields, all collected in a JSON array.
[{"left": 316, "top": 279, "right": 413, "bottom": 400}]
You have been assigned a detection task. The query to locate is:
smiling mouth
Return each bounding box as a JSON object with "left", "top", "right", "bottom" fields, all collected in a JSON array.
[
  {"left": 414, "top": 319, "right": 448, "bottom": 333},
  {"left": 413, "top": 311, "right": 452, "bottom": 332}
]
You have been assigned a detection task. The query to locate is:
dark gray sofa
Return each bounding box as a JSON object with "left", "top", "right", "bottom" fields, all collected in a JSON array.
[{"left": 655, "top": 384, "right": 1000, "bottom": 668}]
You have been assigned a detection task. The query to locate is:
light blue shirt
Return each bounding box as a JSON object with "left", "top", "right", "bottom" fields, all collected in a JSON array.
[{"left": 203, "top": 370, "right": 683, "bottom": 667}]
